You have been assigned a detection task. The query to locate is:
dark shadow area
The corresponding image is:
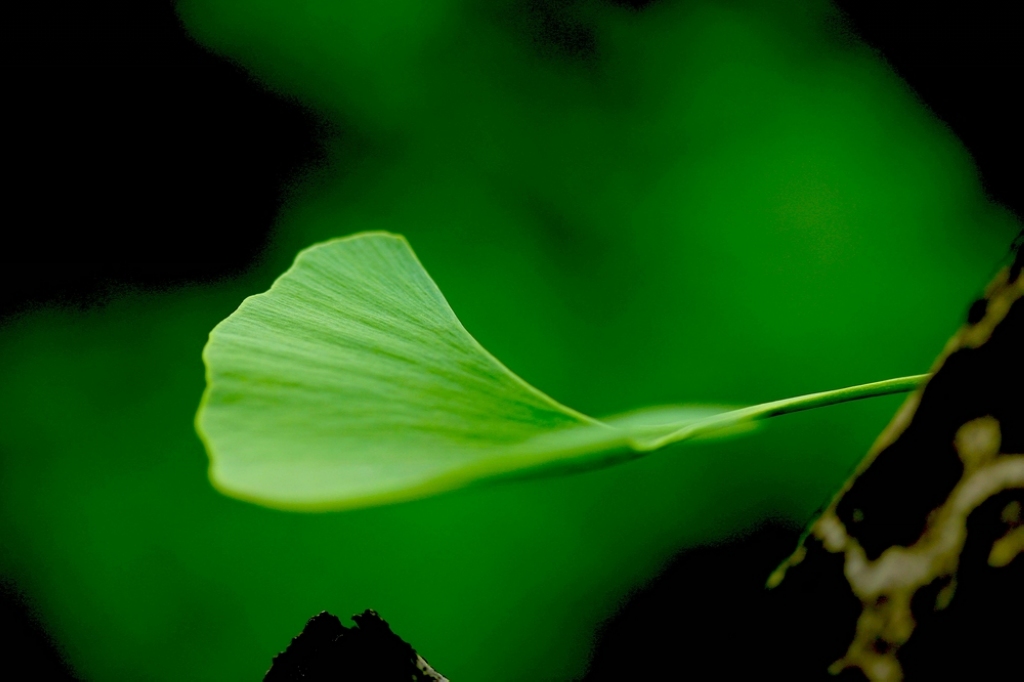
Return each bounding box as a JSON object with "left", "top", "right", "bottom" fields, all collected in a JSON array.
[
  {"left": 583, "top": 523, "right": 841, "bottom": 680},
  {"left": 4, "top": 1, "right": 329, "bottom": 319},
  {"left": 832, "top": 0, "right": 1022, "bottom": 218},
  {"left": 584, "top": 519, "right": 1022, "bottom": 679},
  {"left": 0, "top": 581, "right": 78, "bottom": 681}
]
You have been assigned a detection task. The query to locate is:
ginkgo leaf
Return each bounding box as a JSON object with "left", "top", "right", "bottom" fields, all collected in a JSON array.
[{"left": 196, "top": 232, "right": 926, "bottom": 511}]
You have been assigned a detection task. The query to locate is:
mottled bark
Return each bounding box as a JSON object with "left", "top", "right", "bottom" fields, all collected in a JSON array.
[{"left": 769, "top": 235, "right": 1023, "bottom": 681}]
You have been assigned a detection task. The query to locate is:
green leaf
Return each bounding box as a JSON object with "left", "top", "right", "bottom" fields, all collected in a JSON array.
[{"left": 196, "top": 232, "right": 926, "bottom": 510}]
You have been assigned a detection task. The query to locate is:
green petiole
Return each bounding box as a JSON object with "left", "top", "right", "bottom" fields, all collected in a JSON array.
[{"left": 638, "top": 374, "right": 929, "bottom": 451}]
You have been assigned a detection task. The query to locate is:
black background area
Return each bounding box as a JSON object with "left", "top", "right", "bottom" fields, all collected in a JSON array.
[
  {"left": 3, "top": 1, "right": 328, "bottom": 318},
  {"left": 1, "top": 1, "right": 1020, "bottom": 679}
]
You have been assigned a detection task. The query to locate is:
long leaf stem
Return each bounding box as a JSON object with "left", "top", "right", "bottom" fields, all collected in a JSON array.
[{"left": 642, "top": 374, "right": 930, "bottom": 451}]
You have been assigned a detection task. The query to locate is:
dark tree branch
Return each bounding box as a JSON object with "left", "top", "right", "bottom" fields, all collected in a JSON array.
[
  {"left": 264, "top": 610, "right": 448, "bottom": 682},
  {"left": 769, "top": 234, "right": 1023, "bottom": 680}
]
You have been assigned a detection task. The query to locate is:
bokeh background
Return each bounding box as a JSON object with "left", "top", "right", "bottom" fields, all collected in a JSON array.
[{"left": 3, "top": 1, "right": 1020, "bottom": 679}]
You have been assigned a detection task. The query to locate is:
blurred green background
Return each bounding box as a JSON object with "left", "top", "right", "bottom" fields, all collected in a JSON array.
[{"left": 1, "top": 0, "right": 1018, "bottom": 679}]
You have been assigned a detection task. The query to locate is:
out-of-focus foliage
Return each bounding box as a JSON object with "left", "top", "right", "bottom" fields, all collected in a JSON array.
[{"left": 0, "top": 0, "right": 1017, "bottom": 680}]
